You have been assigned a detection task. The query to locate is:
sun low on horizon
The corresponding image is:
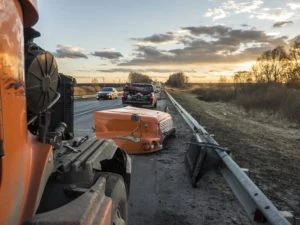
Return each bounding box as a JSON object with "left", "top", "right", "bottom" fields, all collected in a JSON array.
[{"left": 34, "top": 0, "right": 300, "bottom": 83}]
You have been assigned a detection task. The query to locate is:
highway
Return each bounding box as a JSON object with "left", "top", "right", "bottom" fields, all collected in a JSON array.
[{"left": 73, "top": 95, "right": 250, "bottom": 225}]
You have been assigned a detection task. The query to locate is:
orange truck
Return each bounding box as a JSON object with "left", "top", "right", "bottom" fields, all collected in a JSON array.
[
  {"left": 0, "top": 1, "right": 131, "bottom": 225},
  {"left": 94, "top": 106, "right": 176, "bottom": 154}
]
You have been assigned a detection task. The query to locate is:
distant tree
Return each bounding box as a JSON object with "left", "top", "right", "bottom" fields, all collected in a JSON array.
[
  {"left": 234, "top": 71, "right": 253, "bottom": 84},
  {"left": 165, "top": 72, "right": 188, "bottom": 88},
  {"left": 287, "top": 41, "right": 300, "bottom": 86},
  {"left": 219, "top": 76, "right": 227, "bottom": 83},
  {"left": 91, "top": 78, "right": 98, "bottom": 83},
  {"left": 254, "top": 46, "right": 290, "bottom": 83},
  {"left": 128, "top": 72, "right": 152, "bottom": 83}
]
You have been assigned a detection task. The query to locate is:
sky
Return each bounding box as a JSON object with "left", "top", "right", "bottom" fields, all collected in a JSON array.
[{"left": 34, "top": 0, "right": 300, "bottom": 83}]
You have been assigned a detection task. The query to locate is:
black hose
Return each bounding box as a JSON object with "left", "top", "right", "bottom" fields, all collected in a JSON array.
[{"left": 27, "top": 92, "right": 61, "bottom": 125}]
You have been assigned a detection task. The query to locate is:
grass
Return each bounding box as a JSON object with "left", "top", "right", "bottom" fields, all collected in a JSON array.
[
  {"left": 190, "top": 83, "right": 236, "bottom": 102},
  {"left": 189, "top": 83, "right": 300, "bottom": 124}
]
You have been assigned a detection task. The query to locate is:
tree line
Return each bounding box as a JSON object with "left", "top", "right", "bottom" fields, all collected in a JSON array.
[
  {"left": 234, "top": 41, "right": 300, "bottom": 88},
  {"left": 127, "top": 71, "right": 189, "bottom": 88}
]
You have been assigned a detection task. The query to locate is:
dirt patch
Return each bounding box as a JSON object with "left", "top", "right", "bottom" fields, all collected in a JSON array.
[{"left": 169, "top": 89, "right": 300, "bottom": 218}]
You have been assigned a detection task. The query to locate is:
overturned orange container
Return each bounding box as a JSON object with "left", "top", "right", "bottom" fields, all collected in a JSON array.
[{"left": 94, "top": 106, "right": 175, "bottom": 154}]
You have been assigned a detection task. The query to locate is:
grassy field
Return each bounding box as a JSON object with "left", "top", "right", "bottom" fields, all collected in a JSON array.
[
  {"left": 167, "top": 89, "right": 300, "bottom": 217},
  {"left": 188, "top": 83, "right": 300, "bottom": 124}
]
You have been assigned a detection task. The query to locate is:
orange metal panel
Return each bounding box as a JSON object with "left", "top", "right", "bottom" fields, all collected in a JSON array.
[
  {"left": 0, "top": 1, "right": 28, "bottom": 224},
  {"left": 94, "top": 106, "right": 172, "bottom": 154},
  {"left": 0, "top": 2, "right": 52, "bottom": 224}
]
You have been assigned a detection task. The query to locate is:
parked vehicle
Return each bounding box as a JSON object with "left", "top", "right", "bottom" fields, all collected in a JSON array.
[
  {"left": 0, "top": 2, "right": 131, "bottom": 225},
  {"left": 94, "top": 106, "right": 176, "bottom": 154},
  {"left": 97, "top": 87, "right": 119, "bottom": 100},
  {"left": 152, "top": 81, "right": 162, "bottom": 93},
  {"left": 122, "top": 83, "right": 157, "bottom": 108}
]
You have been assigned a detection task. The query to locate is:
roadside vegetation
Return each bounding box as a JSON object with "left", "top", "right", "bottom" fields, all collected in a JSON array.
[
  {"left": 128, "top": 72, "right": 152, "bottom": 83},
  {"left": 165, "top": 72, "right": 189, "bottom": 88},
  {"left": 74, "top": 72, "right": 152, "bottom": 96},
  {"left": 187, "top": 42, "right": 300, "bottom": 124}
]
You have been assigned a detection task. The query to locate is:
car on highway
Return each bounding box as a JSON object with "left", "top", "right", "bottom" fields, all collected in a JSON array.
[
  {"left": 151, "top": 81, "right": 162, "bottom": 100},
  {"left": 122, "top": 83, "right": 157, "bottom": 108},
  {"left": 152, "top": 81, "right": 162, "bottom": 92},
  {"left": 94, "top": 106, "right": 175, "bottom": 154},
  {"left": 96, "top": 87, "right": 118, "bottom": 100}
]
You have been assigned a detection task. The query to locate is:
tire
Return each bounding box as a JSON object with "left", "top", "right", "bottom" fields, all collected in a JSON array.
[
  {"left": 105, "top": 174, "right": 128, "bottom": 225},
  {"left": 153, "top": 101, "right": 157, "bottom": 108}
]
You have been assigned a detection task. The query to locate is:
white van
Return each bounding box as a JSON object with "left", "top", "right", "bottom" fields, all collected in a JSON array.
[{"left": 152, "top": 81, "right": 162, "bottom": 99}]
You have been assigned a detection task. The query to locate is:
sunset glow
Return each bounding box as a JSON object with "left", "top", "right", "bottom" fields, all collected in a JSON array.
[{"left": 34, "top": 0, "right": 300, "bottom": 83}]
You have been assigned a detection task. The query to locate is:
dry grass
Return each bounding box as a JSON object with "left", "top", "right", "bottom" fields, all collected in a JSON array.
[
  {"left": 190, "top": 83, "right": 300, "bottom": 124},
  {"left": 190, "top": 83, "right": 236, "bottom": 102}
]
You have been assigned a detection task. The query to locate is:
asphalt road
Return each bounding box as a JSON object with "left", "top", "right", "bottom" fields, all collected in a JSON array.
[
  {"left": 74, "top": 95, "right": 250, "bottom": 225},
  {"left": 73, "top": 97, "right": 168, "bottom": 224},
  {"left": 74, "top": 98, "right": 122, "bottom": 137}
]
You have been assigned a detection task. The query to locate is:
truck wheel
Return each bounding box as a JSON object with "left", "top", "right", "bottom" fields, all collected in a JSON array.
[
  {"left": 105, "top": 174, "right": 128, "bottom": 225},
  {"left": 153, "top": 102, "right": 157, "bottom": 108}
]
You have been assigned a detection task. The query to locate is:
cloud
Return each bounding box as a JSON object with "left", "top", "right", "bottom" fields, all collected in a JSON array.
[
  {"left": 223, "top": 0, "right": 263, "bottom": 13},
  {"left": 291, "top": 35, "right": 300, "bottom": 43},
  {"left": 287, "top": 3, "right": 300, "bottom": 10},
  {"left": 54, "top": 44, "right": 88, "bottom": 59},
  {"left": 96, "top": 68, "right": 135, "bottom": 73},
  {"left": 91, "top": 49, "right": 123, "bottom": 60},
  {"left": 205, "top": 0, "right": 263, "bottom": 20},
  {"left": 273, "top": 20, "right": 294, "bottom": 28},
  {"left": 134, "top": 45, "right": 175, "bottom": 58},
  {"left": 121, "top": 25, "right": 288, "bottom": 66},
  {"left": 205, "top": 8, "right": 228, "bottom": 20},
  {"left": 182, "top": 25, "right": 286, "bottom": 45},
  {"left": 182, "top": 25, "right": 231, "bottom": 37},
  {"left": 96, "top": 68, "right": 195, "bottom": 73},
  {"left": 132, "top": 33, "right": 179, "bottom": 45},
  {"left": 252, "top": 8, "right": 294, "bottom": 21},
  {"left": 205, "top": 0, "right": 299, "bottom": 22}
]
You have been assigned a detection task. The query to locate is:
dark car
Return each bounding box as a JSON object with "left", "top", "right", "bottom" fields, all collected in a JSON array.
[
  {"left": 122, "top": 83, "right": 157, "bottom": 108},
  {"left": 96, "top": 87, "right": 118, "bottom": 100}
]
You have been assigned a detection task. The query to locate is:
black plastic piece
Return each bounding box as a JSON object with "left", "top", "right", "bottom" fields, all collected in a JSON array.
[
  {"left": 185, "top": 137, "right": 224, "bottom": 187},
  {"left": 24, "top": 42, "right": 59, "bottom": 116},
  {"left": 38, "top": 111, "right": 52, "bottom": 143},
  {"left": 49, "top": 74, "right": 75, "bottom": 140},
  {"left": 0, "top": 140, "right": 3, "bottom": 157},
  {"left": 47, "top": 122, "right": 67, "bottom": 149}
]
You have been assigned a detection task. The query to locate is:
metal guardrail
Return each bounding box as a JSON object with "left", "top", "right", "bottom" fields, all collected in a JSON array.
[{"left": 165, "top": 90, "right": 293, "bottom": 225}]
